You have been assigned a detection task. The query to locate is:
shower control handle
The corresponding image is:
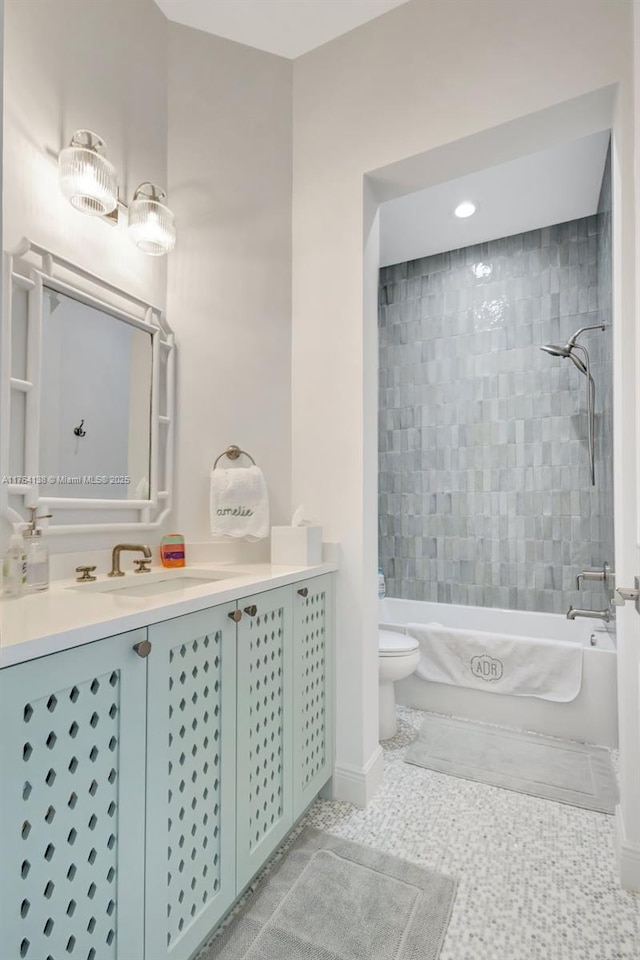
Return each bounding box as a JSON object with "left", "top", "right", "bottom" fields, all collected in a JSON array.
[
  {"left": 576, "top": 570, "right": 604, "bottom": 587},
  {"left": 576, "top": 562, "right": 615, "bottom": 599}
]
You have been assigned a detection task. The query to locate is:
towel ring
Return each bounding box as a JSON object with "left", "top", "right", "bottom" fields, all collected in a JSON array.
[{"left": 213, "top": 444, "right": 256, "bottom": 469}]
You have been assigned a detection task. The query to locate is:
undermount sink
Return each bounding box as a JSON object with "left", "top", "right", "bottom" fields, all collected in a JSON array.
[{"left": 67, "top": 570, "right": 238, "bottom": 599}]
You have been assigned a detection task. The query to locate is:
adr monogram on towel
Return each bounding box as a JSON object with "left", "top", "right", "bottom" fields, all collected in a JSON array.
[
  {"left": 216, "top": 506, "right": 254, "bottom": 517},
  {"left": 470, "top": 654, "right": 504, "bottom": 681}
]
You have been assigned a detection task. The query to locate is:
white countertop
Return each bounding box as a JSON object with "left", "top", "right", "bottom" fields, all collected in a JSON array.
[{"left": 0, "top": 561, "right": 337, "bottom": 668}]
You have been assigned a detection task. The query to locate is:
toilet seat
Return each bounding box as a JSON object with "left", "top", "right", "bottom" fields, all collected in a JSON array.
[{"left": 379, "top": 629, "right": 419, "bottom": 657}]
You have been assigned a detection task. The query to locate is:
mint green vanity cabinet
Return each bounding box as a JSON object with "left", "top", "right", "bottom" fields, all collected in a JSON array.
[
  {"left": 0, "top": 574, "right": 334, "bottom": 960},
  {"left": 145, "top": 603, "right": 236, "bottom": 960},
  {"left": 144, "top": 603, "right": 238, "bottom": 960},
  {"left": 292, "top": 573, "right": 333, "bottom": 821},
  {"left": 0, "top": 628, "right": 149, "bottom": 960},
  {"left": 235, "top": 584, "right": 294, "bottom": 892}
]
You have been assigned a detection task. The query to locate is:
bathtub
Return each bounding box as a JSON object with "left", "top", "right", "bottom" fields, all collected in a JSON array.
[{"left": 380, "top": 597, "right": 618, "bottom": 748}]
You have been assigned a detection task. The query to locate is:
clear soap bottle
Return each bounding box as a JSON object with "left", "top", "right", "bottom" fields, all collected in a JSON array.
[
  {"left": 2, "top": 526, "right": 27, "bottom": 598},
  {"left": 24, "top": 508, "right": 53, "bottom": 593}
]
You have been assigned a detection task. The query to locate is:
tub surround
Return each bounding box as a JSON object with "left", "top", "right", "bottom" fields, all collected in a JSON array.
[
  {"left": 379, "top": 211, "right": 614, "bottom": 615},
  {"left": 0, "top": 558, "right": 337, "bottom": 667}
]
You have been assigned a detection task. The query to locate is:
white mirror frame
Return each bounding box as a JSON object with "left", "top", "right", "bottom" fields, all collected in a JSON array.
[{"left": 0, "top": 238, "right": 175, "bottom": 535}]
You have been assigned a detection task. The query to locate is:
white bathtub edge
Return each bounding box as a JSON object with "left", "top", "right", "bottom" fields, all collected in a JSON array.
[{"left": 384, "top": 598, "right": 618, "bottom": 748}]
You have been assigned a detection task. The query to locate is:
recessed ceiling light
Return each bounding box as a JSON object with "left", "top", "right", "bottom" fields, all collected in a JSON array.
[{"left": 454, "top": 201, "right": 476, "bottom": 219}]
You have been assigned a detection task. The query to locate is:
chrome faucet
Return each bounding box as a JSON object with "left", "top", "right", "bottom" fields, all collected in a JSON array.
[
  {"left": 566, "top": 606, "right": 612, "bottom": 623},
  {"left": 108, "top": 543, "right": 152, "bottom": 578}
]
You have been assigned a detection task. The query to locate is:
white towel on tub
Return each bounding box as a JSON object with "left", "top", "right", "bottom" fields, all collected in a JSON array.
[
  {"left": 407, "top": 622, "right": 583, "bottom": 702},
  {"left": 209, "top": 465, "right": 269, "bottom": 540}
]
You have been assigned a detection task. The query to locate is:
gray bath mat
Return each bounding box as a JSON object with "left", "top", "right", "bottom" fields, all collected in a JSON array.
[
  {"left": 405, "top": 714, "right": 618, "bottom": 814},
  {"left": 202, "top": 827, "right": 457, "bottom": 960}
]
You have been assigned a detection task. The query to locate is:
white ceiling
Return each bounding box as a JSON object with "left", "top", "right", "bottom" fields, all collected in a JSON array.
[
  {"left": 154, "top": 0, "right": 410, "bottom": 59},
  {"left": 379, "top": 131, "right": 611, "bottom": 267}
]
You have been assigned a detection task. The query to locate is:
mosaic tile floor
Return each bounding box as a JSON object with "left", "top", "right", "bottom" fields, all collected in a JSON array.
[
  {"left": 201, "top": 706, "right": 640, "bottom": 960},
  {"left": 305, "top": 707, "right": 640, "bottom": 960}
]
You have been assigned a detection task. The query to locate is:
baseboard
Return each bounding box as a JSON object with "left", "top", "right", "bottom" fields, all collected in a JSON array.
[
  {"left": 332, "top": 745, "right": 385, "bottom": 807},
  {"left": 615, "top": 805, "right": 640, "bottom": 892}
]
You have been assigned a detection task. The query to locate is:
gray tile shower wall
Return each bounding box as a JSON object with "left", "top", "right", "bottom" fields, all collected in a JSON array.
[{"left": 378, "top": 207, "right": 614, "bottom": 614}]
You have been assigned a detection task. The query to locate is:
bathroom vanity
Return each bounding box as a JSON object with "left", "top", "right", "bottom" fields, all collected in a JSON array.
[{"left": 0, "top": 563, "right": 335, "bottom": 960}]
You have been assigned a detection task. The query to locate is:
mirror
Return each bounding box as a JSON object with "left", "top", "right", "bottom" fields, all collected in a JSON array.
[
  {"left": 39, "top": 289, "right": 153, "bottom": 499},
  {"left": 1, "top": 239, "right": 175, "bottom": 535}
]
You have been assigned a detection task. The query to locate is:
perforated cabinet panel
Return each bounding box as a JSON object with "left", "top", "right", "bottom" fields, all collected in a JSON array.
[
  {"left": 235, "top": 586, "right": 293, "bottom": 892},
  {"left": 145, "top": 604, "right": 237, "bottom": 960},
  {"left": 293, "top": 575, "right": 333, "bottom": 820},
  {"left": 0, "top": 630, "right": 147, "bottom": 960}
]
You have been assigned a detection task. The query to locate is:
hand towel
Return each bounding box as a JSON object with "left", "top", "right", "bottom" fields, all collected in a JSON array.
[
  {"left": 209, "top": 465, "right": 269, "bottom": 541},
  {"left": 407, "top": 622, "right": 583, "bottom": 702}
]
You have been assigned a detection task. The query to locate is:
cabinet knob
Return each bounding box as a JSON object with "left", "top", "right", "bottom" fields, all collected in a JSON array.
[
  {"left": 133, "top": 639, "right": 152, "bottom": 658},
  {"left": 243, "top": 605, "right": 257, "bottom": 617},
  {"left": 228, "top": 610, "right": 242, "bottom": 622},
  {"left": 297, "top": 587, "right": 309, "bottom": 598}
]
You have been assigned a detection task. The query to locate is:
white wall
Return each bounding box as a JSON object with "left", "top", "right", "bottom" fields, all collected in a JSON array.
[
  {"left": 3, "top": 0, "right": 168, "bottom": 309},
  {"left": 291, "top": 0, "right": 635, "bottom": 805},
  {"left": 2, "top": 2, "right": 293, "bottom": 555},
  {"left": 166, "top": 24, "right": 292, "bottom": 542}
]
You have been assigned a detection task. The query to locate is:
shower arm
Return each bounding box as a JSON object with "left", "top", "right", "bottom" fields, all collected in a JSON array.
[
  {"left": 570, "top": 342, "right": 595, "bottom": 486},
  {"left": 568, "top": 322, "right": 607, "bottom": 346}
]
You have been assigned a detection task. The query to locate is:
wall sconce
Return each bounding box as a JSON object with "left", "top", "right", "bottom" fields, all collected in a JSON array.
[
  {"left": 58, "top": 129, "right": 176, "bottom": 256},
  {"left": 58, "top": 130, "right": 118, "bottom": 217},
  {"left": 128, "top": 183, "right": 176, "bottom": 257}
]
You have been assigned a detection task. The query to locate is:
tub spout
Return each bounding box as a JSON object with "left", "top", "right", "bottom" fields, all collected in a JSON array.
[{"left": 566, "top": 606, "right": 612, "bottom": 622}]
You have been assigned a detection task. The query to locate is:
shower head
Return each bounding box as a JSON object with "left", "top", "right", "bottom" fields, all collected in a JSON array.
[
  {"left": 540, "top": 343, "right": 571, "bottom": 358},
  {"left": 540, "top": 342, "right": 588, "bottom": 375},
  {"left": 540, "top": 323, "right": 607, "bottom": 370}
]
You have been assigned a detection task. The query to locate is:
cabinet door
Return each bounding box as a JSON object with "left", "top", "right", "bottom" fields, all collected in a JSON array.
[
  {"left": 292, "top": 574, "right": 334, "bottom": 820},
  {"left": 0, "top": 629, "right": 148, "bottom": 960},
  {"left": 235, "top": 585, "right": 293, "bottom": 892},
  {"left": 145, "top": 604, "right": 237, "bottom": 960}
]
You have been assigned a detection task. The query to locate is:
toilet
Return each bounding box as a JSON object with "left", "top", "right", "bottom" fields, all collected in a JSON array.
[{"left": 378, "top": 629, "right": 421, "bottom": 740}]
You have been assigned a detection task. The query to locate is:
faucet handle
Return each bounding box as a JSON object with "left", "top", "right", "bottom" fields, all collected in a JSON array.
[
  {"left": 576, "top": 562, "right": 614, "bottom": 595},
  {"left": 576, "top": 570, "right": 604, "bottom": 589},
  {"left": 75, "top": 565, "right": 97, "bottom": 582},
  {"left": 133, "top": 558, "right": 152, "bottom": 574}
]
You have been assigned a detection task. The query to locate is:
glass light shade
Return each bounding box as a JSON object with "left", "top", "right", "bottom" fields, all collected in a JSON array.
[
  {"left": 58, "top": 131, "right": 118, "bottom": 216},
  {"left": 128, "top": 190, "right": 176, "bottom": 257}
]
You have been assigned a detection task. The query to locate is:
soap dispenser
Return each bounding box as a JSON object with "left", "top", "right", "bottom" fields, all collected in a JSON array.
[
  {"left": 24, "top": 508, "right": 53, "bottom": 592},
  {"left": 2, "top": 524, "right": 27, "bottom": 598}
]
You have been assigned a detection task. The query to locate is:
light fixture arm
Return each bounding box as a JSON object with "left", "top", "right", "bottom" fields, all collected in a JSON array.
[
  {"left": 68, "top": 130, "right": 107, "bottom": 153},
  {"left": 132, "top": 182, "right": 168, "bottom": 203}
]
